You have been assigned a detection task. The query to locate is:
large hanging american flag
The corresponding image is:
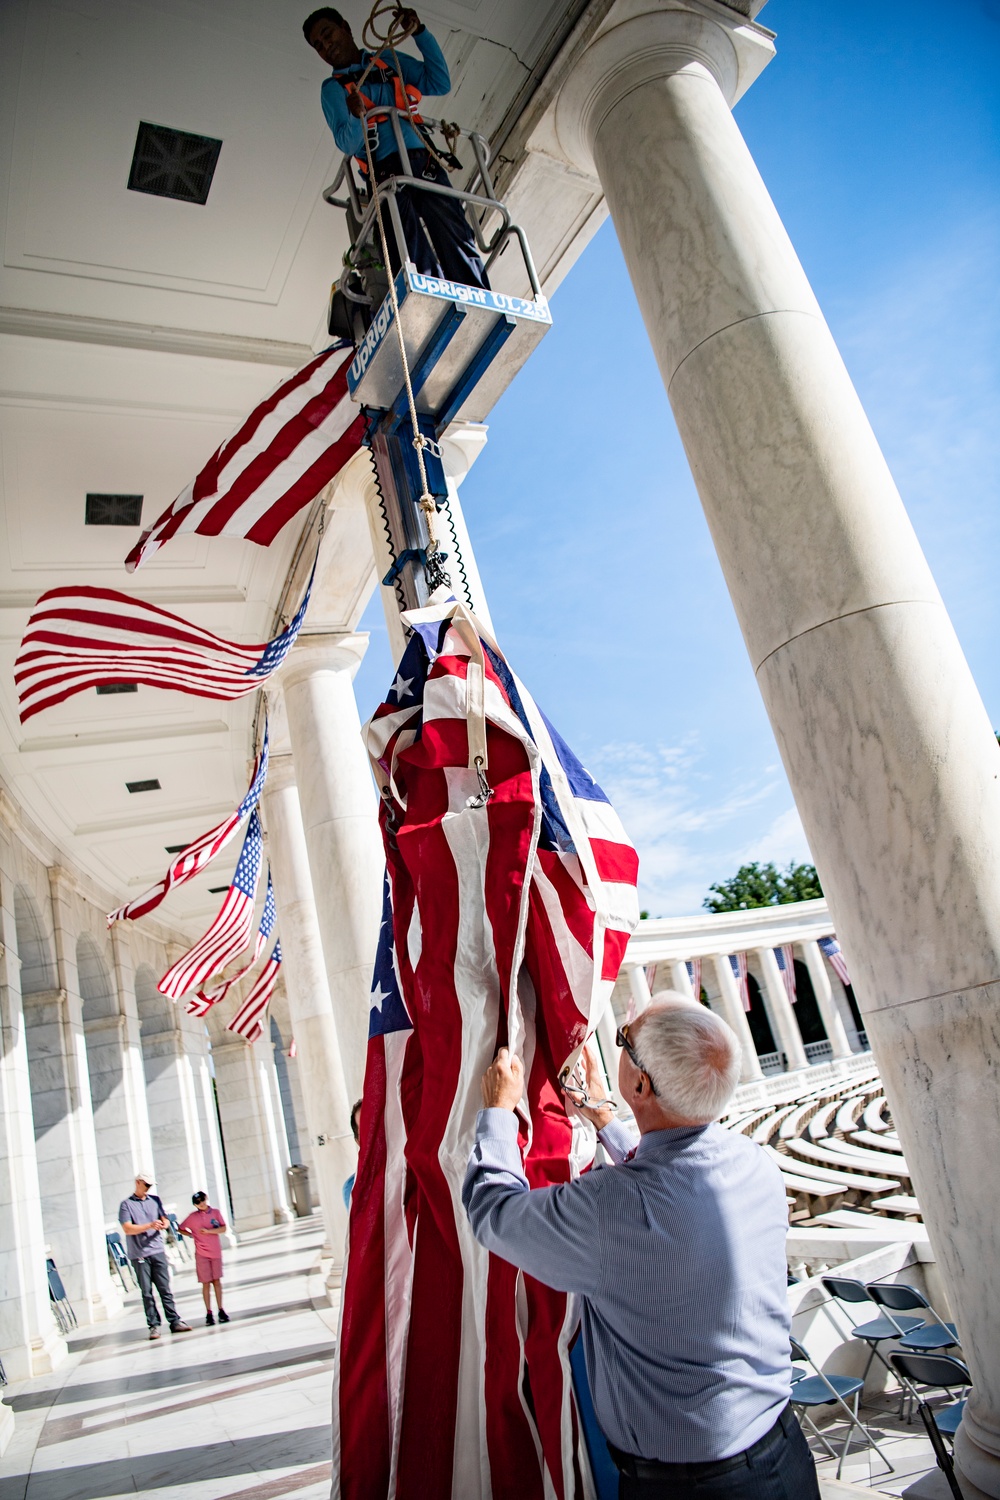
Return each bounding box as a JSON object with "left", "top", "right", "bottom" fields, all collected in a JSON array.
[
  {"left": 729, "top": 951, "right": 751, "bottom": 1012},
  {"left": 107, "top": 727, "right": 269, "bottom": 928},
  {"left": 332, "top": 600, "right": 639, "bottom": 1500},
  {"left": 774, "top": 943, "right": 797, "bottom": 1003},
  {"left": 227, "top": 941, "right": 282, "bottom": 1043},
  {"left": 15, "top": 568, "right": 313, "bottom": 724},
  {"left": 158, "top": 810, "right": 263, "bottom": 1000},
  {"left": 819, "top": 934, "right": 851, "bottom": 986},
  {"left": 125, "top": 345, "right": 364, "bottom": 570},
  {"left": 188, "top": 870, "right": 276, "bottom": 1013}
]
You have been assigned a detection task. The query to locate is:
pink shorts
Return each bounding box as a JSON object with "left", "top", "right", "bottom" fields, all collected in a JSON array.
[{"left": 195, "top": 1253, "right": 223, "bottom": 1284}]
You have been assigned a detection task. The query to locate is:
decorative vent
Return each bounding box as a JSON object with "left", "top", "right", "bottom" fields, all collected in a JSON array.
[
  {"left": 85, "top": 494, "right": 143, "bottom": 526},
  {"left": 126, "top": 778, "right": 161, "bottom": 794},
  {"left": 127, "top": 122, "right": 222, "bottom": 205},
  {"left": 96, "top": 682, "right": 138, "bottom": 696},
  {"left": 164, "top": 844, "right": 188, "bottom": 854},
  {"left": 207, "top": 886, "right": 229, "bottom": 894}
]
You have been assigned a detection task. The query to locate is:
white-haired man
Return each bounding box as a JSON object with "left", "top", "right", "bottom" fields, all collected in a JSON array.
[{"left": 462, "top": 996, "right": 818, "bottom": 1499}]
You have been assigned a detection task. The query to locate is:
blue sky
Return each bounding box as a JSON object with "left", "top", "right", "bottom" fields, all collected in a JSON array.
[{"left": 354, "top": 0, "right": 1000, "bottom": 916}]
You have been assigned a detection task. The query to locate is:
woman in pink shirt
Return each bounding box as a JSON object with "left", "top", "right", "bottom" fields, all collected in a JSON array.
[{"left": 179, "top": 1191, "right": 229, "bottom": 1325}]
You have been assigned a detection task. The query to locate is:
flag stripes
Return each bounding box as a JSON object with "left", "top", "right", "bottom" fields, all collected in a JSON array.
[
  {"left": 107, "top": 728, "right": 269, "bottom": 926},
  {"left": 194, "top": 871, "right": 276, "bottom": 1009},
  {"left": 729, "top": 951, "right": 751, "bottom": 1012},
  {"left": 819, "top": 934, "right": 851, "bottom": 986},
  {"left": 15, "top": 571, "right": 312, "bottom": 724},
  {"left": 126, "top": 345, "right": 365, "bottom": 570},
  {"left": 227, "top": 942, "right": 282, "bottom": 1043},
  {"left": 774, "top": 943, "right": 797, "bottom": 1003},
  {"left": 158, "top": 811, "right": 263, "bottom": 999}
]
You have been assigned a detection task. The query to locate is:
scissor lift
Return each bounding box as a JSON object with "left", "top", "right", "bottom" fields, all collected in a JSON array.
[{"left": 324, "top": 107, "right": 551, "bottom": 611}]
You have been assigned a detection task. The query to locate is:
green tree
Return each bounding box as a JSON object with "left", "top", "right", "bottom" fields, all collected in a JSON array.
[{"left": 703, "top": 860, "right": 823, "bottom": 913}]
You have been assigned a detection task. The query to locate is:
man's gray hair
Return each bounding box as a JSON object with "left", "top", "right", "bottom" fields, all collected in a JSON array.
[{"left": 632, "top": 994, "right": 740, "bottom": 1123}]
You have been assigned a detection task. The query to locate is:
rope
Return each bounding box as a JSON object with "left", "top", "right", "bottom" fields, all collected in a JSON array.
[{"left": 356, "top": 4, "right": 457, "bottom": 176}]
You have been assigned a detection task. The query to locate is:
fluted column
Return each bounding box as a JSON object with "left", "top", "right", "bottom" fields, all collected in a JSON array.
[
  {"left": 277, "top": 634, "right": 383, "bottom": 1102},
  {"left": 801, "top": 939, "right": 852, "bottom": 1059},
  {"left": 625, "top": 963, "right": 652, "bottom": 1014},
  {"left": 669, "top": 960, "right": 694, "bottom": 999},
  {"left": 210, "top": 1029, "right": 293, "bottom": 1229},
  {"left": 261, "top": 753, "right": 355, "bottom": 1277},
  {"left": 755, "top": 948, "right": 808, "bottom": 1073},
  {"left": 555, "top": 7, "right": 1000, "bottom": 1487},
  {"left": 711, "top": 953, "right": 763, "bottom": 1084}
]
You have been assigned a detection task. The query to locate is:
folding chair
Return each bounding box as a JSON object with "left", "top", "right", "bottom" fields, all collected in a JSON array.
[
  {"left": 890, "top": 1353, "right": 971, "bottom": 1500},
  {"left": 821, "top": 1275, "right": 924, "bottom": 1384},
  {"left": 790, "top": 1336, "right": 894, "bottom": 1480},
  {"left": 46, "top": 1257, "right": 77, "bottom": 1335},
  {"left": 106, "top": 1232, "right": 136, "bottom": 1292},
  {"left": 866, "top": 1282, "right": 959, "bottom": 1354},
  {"left": 166, "top": 1213, "right": 190, "bottom": 1260}
]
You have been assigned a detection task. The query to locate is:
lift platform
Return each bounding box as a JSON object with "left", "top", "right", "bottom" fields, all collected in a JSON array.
[{"left": 323, "top": 107, "right": 551, "bottom": 609}]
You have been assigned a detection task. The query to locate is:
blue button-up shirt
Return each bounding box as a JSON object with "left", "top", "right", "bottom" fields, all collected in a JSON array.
[
  {"left": 321, "top": 30, "right": 450, "bottom": 163},
  {"left": 462, "top": 1110, "right": 792, "bottom": 1463}
]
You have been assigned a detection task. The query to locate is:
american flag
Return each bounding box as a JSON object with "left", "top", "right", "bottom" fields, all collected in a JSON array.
[
  {"left": 819, "top": 934, "right": 852, "bottom": 987},
  {"left": 644, "top": 962, "right": 657, "bottom": 991},
  {"left": 158, "top": 810, "right": 263, "bottom": 1000},
  {"left": 227, "top": 941, "right": 282, "bottom": 1044},
  {"left": 125, "top": 345, "right": 364, "bottom": 570},
  {"left": 188, "top": 870, "right": 276, "bottom": 1013},
  {"left": 333, "top": 600, "right": 639, "bottom": 1500},
  {"left": 729, "top": 951, "right": 751, "bottom": 1012},
  {"left": 686, "top": 956, "right": 702, "bottom": 1000},
  {"left": 15, "top": 570, "right": 313, "bottom": 724},
  {"left": 108, "top": 727, "right": 269, "bottom": 927},
  {"left": 774, "top": 943, "right": 797, "bottom": 1003}
]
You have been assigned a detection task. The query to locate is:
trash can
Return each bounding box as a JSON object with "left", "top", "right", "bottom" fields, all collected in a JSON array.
[{"left": 286, "top": 1164, "right": 312, "bottom": 1219}]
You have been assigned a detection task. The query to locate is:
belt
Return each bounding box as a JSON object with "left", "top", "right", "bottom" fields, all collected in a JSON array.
[{"left": 608, "top": 1404, "right": 793, "bottom": 1480}]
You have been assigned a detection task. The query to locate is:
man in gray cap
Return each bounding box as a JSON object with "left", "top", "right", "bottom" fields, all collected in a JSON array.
[{"left": 118, "top": 1173, "right": 191, "bottom": 1340}]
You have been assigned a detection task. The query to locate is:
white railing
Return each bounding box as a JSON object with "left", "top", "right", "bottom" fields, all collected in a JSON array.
[
  {"left": 758, "top": 1050, "right": 784, "bottom": 1075},
  {"left": 805, "top": 1039, "right": 834, "bottom": 1064}
]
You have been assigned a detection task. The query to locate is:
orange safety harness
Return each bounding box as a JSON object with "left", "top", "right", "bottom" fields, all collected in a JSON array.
[{"left": 345, "top": 57, "right": 423, "bottom": 174}]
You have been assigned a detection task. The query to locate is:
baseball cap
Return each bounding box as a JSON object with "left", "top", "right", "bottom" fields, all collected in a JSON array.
[{"left": 135, "top": 1170, "right": 155, "bottom": 1186}]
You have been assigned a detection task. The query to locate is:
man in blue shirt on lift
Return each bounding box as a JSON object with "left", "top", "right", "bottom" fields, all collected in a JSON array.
[{"left": 303, "top": 6, "right": 489, "bottom": 289}]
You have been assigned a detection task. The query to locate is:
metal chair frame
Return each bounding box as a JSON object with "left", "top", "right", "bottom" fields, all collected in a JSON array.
[
  {"left": 821, "top": 1275, "right": 924, "bottom": 1386},
  {"left": 865, "top": 1281, "right": 959, "bottom": 1419},
  {"left": 890, "top": 1353, "right": 971, "bottom": 1500},
  {"left": 323, "top": 107, "right": 544, "bottom": 302},
  {"left": 790, "top": 1336, "right": 894, "bottom": 1480}
]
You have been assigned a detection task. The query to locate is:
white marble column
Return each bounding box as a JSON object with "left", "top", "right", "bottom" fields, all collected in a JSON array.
[
  {"left": 555, "top": 8, "right": 1000, "bottom": 1487},
  {"left": 276, "top": 637, "right": 384, "bottom": 1102},
  {"left": 669, "top": 960, "right": 695, "bottom": 999},
  {"left": 801, "top": 939, "right": 853, "bottom": 1060},
  {"left": 261, "top": 754, "right": 355, "bottom": 1274},
  {"left": 755, "top": 948, "right": 809, "bottom": 1072},
  {"left": 624, "top": 964, "right": 651, "bottom": 1015},
  {"left": 209, "top": 1027, "right": 293, "bottom": 1229},
  {"left": 0, "top": 852, "right": 66, "bottom": 1383},
  {"left": 711, "top": 953, "right": 763, "bottom": 1084},
  {"left": 136, "top": 964, "right": 209, "bottom": 1215}
]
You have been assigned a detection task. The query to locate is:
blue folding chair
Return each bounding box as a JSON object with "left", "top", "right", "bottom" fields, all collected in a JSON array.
[
  {"left": 106, "top": 1231, "right": 137, "bottom": 1292},
  {"left": 866, "top": 1282, "right": 959, "bottom": 1354},
  {"left": 46, "top": 1257, "right": 77, "bottom": 1335},
  {"left": 790, "top": 1336, "right": 894, "bottom": 1479},
  {"left": 890, "top": 1353, "right": 970, "bottom": 1500},
  {"left": 821, "top": 1275, "right": 924, "bottom": 1384},
  {"left": 166, "top": 1213, "right": 190, "bottom": 1260}
]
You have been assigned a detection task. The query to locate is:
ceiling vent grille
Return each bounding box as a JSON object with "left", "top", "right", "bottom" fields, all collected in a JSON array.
[
  {"left": 127, "top": 122, "right": 222, "bottom": 205},
  {"left": 207, "top": 886, "right": 230, "bottom": 894},
  {"left": 164, "top": 844, "right": 188, "bottom": 854},
  {"left": 96, "top": 682, "right": 138, "bottom": 696},
  {"left": 85, "top": 494, "right": 143, "bottom": 526},
  {"left": 126, "top": 778, "right": 161, "bottom": 794}
]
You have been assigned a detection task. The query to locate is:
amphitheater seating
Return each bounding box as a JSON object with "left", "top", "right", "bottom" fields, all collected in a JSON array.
[{"left": 719, "top": 1065, "right": 924, "bottom": 1231}]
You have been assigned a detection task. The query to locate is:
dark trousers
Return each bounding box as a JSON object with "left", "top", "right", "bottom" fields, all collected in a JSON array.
[
  {"left": 133, "top": 1253, "right": 179, "bottom": 1329},
  {"left": 613, "top": 1407, "right": 821, "bottom": 1500},
  {"left": 375, "top": 150, "right": 489, "bottom": 290}
]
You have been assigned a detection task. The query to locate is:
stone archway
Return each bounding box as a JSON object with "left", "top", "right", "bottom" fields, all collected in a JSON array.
[{"left": 78, "top": 933, "right": 133, "bottom": 1218}]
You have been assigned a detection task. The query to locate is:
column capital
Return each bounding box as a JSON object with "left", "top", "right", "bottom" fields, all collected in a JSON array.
[
  {"left": 279, "top": 630, "right": 369, "bottom": 688},
  {"left": 261, "top": 752, "right": 298, "bottom": 797},
  {"left": 553, "top": 4, "right": 773, "bottom": 176}
]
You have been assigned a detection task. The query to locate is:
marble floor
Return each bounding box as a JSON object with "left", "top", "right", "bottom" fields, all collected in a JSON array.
[{"left": 0, "top": 1216, "right": 336, "bottom": 1500}]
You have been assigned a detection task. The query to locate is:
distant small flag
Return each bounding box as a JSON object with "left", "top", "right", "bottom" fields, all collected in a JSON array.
[
  {"left": 774, "top": 944, "right": 797, "bottom": 1003},
  {"left": 729, "top": 952, "right": 751, "bottom": 1012},
  {"left": 126, "top": 345, "right": 364, "bottom": 570},
  {"left": 191, "top": 870, "right": 276, "bottom": 1011},
  {"left": 287, "top": 1038, "right": 297, "bottom": 1059},
  {"left": 158, "top": 810, "right": 264, "bottom": 999},
  {"left": 228, "top": 942, "right": 282, "bottom": 1043},
  {"left": 644, "top": 963, "right": 657, "bottom": 992},
  {"left": 819, "top": 935, "right": 851, "bottom": 987},
  {"left": 686, "top": 957, "right": 702, "bottom": 1001},
  {"left": 108, "top": 727, "right": 268, "bottom": 927}
]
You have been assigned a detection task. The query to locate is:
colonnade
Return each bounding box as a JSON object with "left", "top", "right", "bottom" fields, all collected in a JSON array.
[{"left": 619, "top": 903, "right": 861, "bottom": 1087}]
